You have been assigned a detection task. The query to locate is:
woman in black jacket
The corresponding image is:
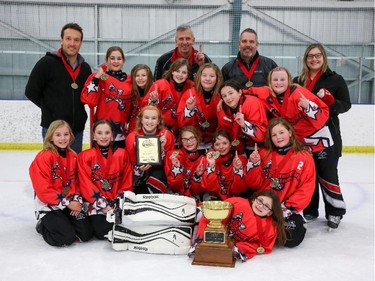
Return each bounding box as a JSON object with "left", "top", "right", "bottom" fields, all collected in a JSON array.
[{"left": 294, "top": 43, "right": 351, "bottom": 229}]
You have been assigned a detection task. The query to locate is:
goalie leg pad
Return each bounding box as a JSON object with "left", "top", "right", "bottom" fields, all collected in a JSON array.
[
  {"left": 121, "top": 191, "right": 197, "bottom": 226},
  {"left": 110, "top": 224, "right": 192, "bottom": 255}
]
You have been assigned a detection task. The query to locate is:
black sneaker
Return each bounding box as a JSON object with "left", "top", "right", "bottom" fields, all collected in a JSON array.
[{"left": 327, "top": 215, "right": 341, "bottom": 229}]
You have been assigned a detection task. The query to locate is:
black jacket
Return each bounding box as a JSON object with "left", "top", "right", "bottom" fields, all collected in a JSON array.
[
  {"left": 25, "top": 51, "right": 92, "bottom": 133},
  {"left": 221, "top": 51, "right": 277, "bottom": 89},
  {"left": 293, "top": 68, "right": 351, "bottom": 157}
]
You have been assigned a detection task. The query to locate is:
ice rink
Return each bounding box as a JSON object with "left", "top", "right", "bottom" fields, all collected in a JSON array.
[{"left": 0, "top": 151, "right": 373, "bottom": 281}]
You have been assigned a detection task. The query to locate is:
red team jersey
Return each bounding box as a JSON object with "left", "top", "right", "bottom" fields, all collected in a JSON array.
[
  {"left": 29, "top": 149, "right": 82, "bottom": 219},
  {"left": 202, "top": 152, "right": 248, "bottom": 200},
  {"left": 217, "top": 95, "right": 268, "bottom": 153},
  {"left": 247, "top": 85, "right": 331, "bottom": 152},
  {"left": 164, "top": 148, "right": 206, "bottom": 197},
  {"left": 177, "top": 88, "right": 221, "bottom": 146},
  {"left": 81, "top": 73, "right": 133, "bottom": 141},
  {"left": 195, "top": 197, "right": 278, "bottom": 260},
  {"left": 142, "top": 78, "right": 194, "bottom": 134},
  {"left": 77, "top": 147, "right": 133, "bottom": 215},
  {"left": 240, "top": 148, "right": 315, "bottom": 213}
]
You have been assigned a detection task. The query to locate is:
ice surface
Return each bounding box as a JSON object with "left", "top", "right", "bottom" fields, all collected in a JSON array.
[{"left": 0, "top": 151, "right": 373, "bottom": 281}]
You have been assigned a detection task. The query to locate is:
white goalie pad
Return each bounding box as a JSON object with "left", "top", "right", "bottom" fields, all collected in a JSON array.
[
  {"left": 108, "top": 224, "right": 192, "bottom": 255},
  {"left": 112, "top": 191, "right": 197, "bottom": 226}
]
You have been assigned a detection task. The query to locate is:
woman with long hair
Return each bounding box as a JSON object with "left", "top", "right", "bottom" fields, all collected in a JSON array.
[{"left": 293, "top": 43, "right": 351, "bottom": 228}]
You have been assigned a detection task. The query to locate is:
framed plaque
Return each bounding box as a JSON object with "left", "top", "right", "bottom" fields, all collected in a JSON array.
[{"left": 136, "top": 135, "right": 161, "bottom": 166}]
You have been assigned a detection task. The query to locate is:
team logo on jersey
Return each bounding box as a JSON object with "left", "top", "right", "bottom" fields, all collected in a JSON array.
[
  {"left": 228, "top": 213, "right": 250, "bottom": 241},
  {"left": 91, "top": 163, "right": 122, "bottom": 192},
  {"left": 104, "top": 83, "right": 132, "bottom": 111},
  {"left": 263, "top": 160, "right": 301, "bottom": 191},
  {"left": 161, "top": 94, "right": 177, "bottom": 119}
]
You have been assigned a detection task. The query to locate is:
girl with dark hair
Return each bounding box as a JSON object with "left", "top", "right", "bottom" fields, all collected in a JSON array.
[
  {"left": 128, "top": 64, "right": 154, "bottom": 132},
  {"left": 78, "top": 119, "right": 133, "bottom": 239},
  {"left": 81, "top": 46, "right": 132, "bottom": 148},
  {"left": 217, "top": 79, "right": 268, "bottom": 156},
  {"left": 201, "top": 130, "right": 247, "bottom": 200},
  {"left": 164, "top": 126, "right": 206, "bottom": 199},
  {"left": 142, "top": 58, "right": 194, "bottom": 137},
  {"left": 191, "top": 189, "right": 286, "bottom": 262}
]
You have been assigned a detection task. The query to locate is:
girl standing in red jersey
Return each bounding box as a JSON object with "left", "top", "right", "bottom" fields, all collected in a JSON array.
[
  {"left": 177, "top": 63, "right": 223, "bottom": 150},
  {"left": 29, "top": 120, "right": 93, "bottom": 246},
  {"left": 238, "top": 117, "right": 315, "bottom": 248},
  {"left": 191, "top": 190, "right": 286, "bottom": 262},
  {"left": 202, "top": 130, "right": 247, "bottom": 200},
  {"left": 78, "top": 119, "right": 133, "bottom": 240},
  {"left": 164, "top": 126, "right": 206, "bottom": 200},
  {"left": 247, "top": 67, "right": 331, "bottom": 154},
  {"left": 217, "top": 80, "right": 268, "bottom": 156},
  {"left": 81, "top": 46, "right": 133, "bottom": 148},
  {"left": 126, "top": 105, "right": 175, "bottom": 194},
  {"left": 142, "top": 58, "right": 194, "bottom": 138},
  {"left": 128, "top": 64, "right": 154, "bottom": 133}
]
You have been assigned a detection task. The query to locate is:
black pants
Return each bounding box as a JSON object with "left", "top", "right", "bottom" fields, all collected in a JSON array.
[
  {"left": 39, "top": 209, "right": 93, "bottom": 247},
  {"left": 133, "top": 166, "right": 167, "bottom": 194},
  {"left": 304, "top": 146, "right": 346, "bottom": 219},
  {"left": 89, "top": 214, "right": 114, "bottom": 240},
  {"left": 284, "top": 214, "right": 306, "bottom": 248}
]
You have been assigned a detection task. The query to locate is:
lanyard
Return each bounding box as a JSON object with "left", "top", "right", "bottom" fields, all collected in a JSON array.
[
  {"left": 58, "top": 48, "right": 82, "bottom": 83},
  {"left": 278, "top": 87, "right": 291, "bottom": 117},
  {"left": 306, "top": 71, "right": 322, "bottom": 92},
  {"left": 236, "top": 57, "right": 260, "bottom": 81},
  {"left": 56, "top": 152, "right": 71, "bottom": 195},
  {"left": 94, "top": 145, "right": 113, "bottom": 180}
]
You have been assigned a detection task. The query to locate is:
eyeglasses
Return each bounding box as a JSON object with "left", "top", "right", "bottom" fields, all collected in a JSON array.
[
  {"left": 255, "top": 197, "right": 272, "bottom": 211},
  {"left": 307, "top": 53, "right": 322, "bottom": 60},
  {"left": 181, "top": 136, "right": 196, "bottom": 143}
]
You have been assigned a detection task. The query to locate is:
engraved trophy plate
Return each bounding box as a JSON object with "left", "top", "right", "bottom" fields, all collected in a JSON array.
[{"left": 192, "top": 201, "right": 235, "bottom": 267}]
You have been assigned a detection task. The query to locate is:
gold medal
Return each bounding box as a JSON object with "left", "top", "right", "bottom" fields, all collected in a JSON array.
[
  {"left": 212, "top": 151, "right": 220, "bottom": 159},
  {"left": 71, "top": 82, "right": 79, "bottom": 89},
  {"left": 270, "top": 179, "right": 278, "bottom": 188},
  {"left": 257, "top": 246, "right": 265, "bottom": 254},
  {"left": 102, "top": 180, "right": 111, "bottom": 190},
  {"left": 201, "top": 121, "right": 210, "bottom": 128},
  {"left": 62, "top": 186, "right": 69, "bottom": 196},
  {"left": 100, "top": 74, "right": 108, "bottom": 81},
  {"left": 245, "top": 81, "right": 253, "bottom": 88},
  {"left": 231, "top": 139, "right": 240, "bottom": 146},
  {"left": 172, "top": 151, "right": 179, "bottom": 158}
]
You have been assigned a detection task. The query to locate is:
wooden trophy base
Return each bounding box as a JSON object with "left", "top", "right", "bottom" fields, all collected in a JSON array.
[{"left": 192, "top": 239, "right": 235, "bottom": 268}]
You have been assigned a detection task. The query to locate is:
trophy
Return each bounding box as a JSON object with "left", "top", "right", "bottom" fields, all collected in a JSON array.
[{"left": 192, "top": 201, "right": 235, "bottom": 267}]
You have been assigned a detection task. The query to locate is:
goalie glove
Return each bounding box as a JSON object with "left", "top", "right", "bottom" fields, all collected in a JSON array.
[{"left": 317, "top": 88, "right": 334, "bottom": 106}]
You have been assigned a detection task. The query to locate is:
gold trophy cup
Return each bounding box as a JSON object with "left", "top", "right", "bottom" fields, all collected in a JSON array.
[{"left": 192, "top": 201, "right": 235, "bottom": 267}]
